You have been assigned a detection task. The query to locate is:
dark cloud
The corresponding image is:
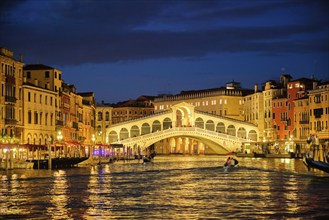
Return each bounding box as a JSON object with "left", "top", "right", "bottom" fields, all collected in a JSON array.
[{"left": 1, "top": 0, "right": 328, "bottom": 67}]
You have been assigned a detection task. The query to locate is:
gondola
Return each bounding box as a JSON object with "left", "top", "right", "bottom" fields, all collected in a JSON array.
[
  {"left": 143, "top": 151, "right": 156, "bottom": 163},
  {"left": 303, "top": 156, "right": 329, "bottom": 173}
]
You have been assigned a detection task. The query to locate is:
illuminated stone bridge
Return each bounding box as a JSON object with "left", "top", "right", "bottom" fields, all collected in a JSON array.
[{"left": 106, "top": 102, "right": 259, "bottom": 154}]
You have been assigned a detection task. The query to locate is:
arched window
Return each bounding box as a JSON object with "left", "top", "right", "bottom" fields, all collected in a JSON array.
[{"left": 97, "top": 112, "right": 103, "bottom": 121}]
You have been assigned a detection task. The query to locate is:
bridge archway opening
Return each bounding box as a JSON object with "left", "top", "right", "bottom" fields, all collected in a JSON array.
[
  {"left": 248, "top": 130, "right": 258, "bottom": 141},
  {"left": 130, "top": 125, "right": 140, "bottom": 138},
  {"left": 206, "top": 120, "right": 215, "bottom": 131},
  {"left": 141, "top": 123, "right": 151, "bottom": 135},
  {"left": 163, "top": 117, "right": 172, "bottom": 129},
  {"left": 152, "top": 120, "right": 161, "bottom": 132},
  {"left": 195, "top": 117, "right": 204, "bottom": 129},
  {"left": 120, "top": 128, "right": 129, "bottom": 140},
  {"left": 109, "top": 131, "right": 118, "bottom": 143},
  {"left": 176, "top": 110, "right": 183, "bottom": 127},
  {"left": 237, "top": 127, "right": 246, "bottom": 139},
  {"left": 216, "top": 122, "right": 225, "bottom": 133},
  {"left": 227, "top": 125, "right": 236, "bottom": 136},
  {"left": 174, "top": 104, "right": 193, "bottom": 127}
]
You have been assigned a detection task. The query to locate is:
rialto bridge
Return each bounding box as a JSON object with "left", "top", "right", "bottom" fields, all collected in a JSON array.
[{"left": 106, "top": 102, "right": 259, "bottom": 154}]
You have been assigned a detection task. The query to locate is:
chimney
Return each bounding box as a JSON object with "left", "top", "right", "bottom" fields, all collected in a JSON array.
[
  {"left": 254, "top": 84, "right": 258, "bottom": 93},
  {"left": 34, "top": 79, "right": 38, "bottom": 86},
  {"left": 19, "top": 53, "right": 23, "bottom": 62}
]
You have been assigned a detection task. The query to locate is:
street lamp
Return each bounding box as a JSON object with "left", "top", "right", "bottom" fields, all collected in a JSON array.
[
  {"left": 91, "top": 134, "right": 95, "bottom": 160},
  {"left": 48, "top": 136, "right": 52, "bottom": 169},
  {"left": 98, "top": 131, "right": 102, "bottom": 164}
]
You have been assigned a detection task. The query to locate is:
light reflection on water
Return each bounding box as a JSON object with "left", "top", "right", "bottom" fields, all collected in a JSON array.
[{"left": 1, "top": 156, "right": 329, "bottom": 219}]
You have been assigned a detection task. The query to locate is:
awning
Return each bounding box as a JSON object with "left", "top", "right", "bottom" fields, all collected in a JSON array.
[
  {"left": 65, "top": 141, "right": 81, "bottom": 146},
  {"left": 111, "top": 144, "right": 124, "bottom": 148}
]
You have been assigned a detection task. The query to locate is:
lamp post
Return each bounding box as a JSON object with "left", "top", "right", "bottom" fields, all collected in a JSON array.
[
  {"left": 48, "top": 136, "right": 52, "bottom": 169},
  {"left": 98, "top": 131, "right": 102, "bottom": 165},
  {"left": 57, "top": 131, "right": 63, "bottom": 157}
]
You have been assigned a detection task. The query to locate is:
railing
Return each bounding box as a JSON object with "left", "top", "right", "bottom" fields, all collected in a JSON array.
[
  {"left": 195, "top": 110, "right": 257, "bottom": 127},
  {"left": 5, "top": 75, "right": 16, "bottom": 84},
  {"left": 5, "top": 118, "right": 17, "bottom": 125},
  {"left": 111, "top": 110, "right": 173, "bottom": 127},
  {"left": 56, "top": 120, "right": 64, "bottom": 126},
  {"left": 116, "top": 127, "right": 255, "bottom": 145},
  {"left": 5, "top": 96, "right": 17, "bottom": 103}
]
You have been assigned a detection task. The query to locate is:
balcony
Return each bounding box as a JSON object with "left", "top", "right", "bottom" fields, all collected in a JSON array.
[
  {"left": 56, "top": 120, "right": 64, "bottom": 126},
  {"left": 299, "top": 120, "right": 309, "bottom": 124},
  {"left": 82, "top": 100, "right": 92, "bottom": 105},
  {"left": 5, "top": 96, "right": 17, "bottom": 103},
  {"left": 5, "top": 75, "right": 16, "bottom": 84},
  {"left": 5, "top": 118, "right": 17, "bottom": 125},
  {"left": 72, "top": 122, "right": 78, "bottom": 130}
]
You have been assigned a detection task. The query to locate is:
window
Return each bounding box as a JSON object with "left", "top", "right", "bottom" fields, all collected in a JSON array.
[
  {"left": 28, "top": 111, "right": 32, "bottom": 124},
  {"left": 98, "top": 112, "right": 103, "bottom": 121},
  {"left": 45, "top": 71, "right": 50, "bottom": 78},
  {"left": 28, "top": 92, "right": 31, "bottom": 101},
  {"left": 34, "top": 112, "right": 38, "bottom": 124},
  {"left": 27, "top": 72, "right": 31, "bottom": 79}
]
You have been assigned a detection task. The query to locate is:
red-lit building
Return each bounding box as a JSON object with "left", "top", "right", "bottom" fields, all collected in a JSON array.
[{"left": 273, "top": 78, "right": 318, "bottom": 140}]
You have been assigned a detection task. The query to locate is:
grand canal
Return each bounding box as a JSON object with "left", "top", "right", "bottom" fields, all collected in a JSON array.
[{"left": 1, "top": 156, "right": 329, "bottom": 219}]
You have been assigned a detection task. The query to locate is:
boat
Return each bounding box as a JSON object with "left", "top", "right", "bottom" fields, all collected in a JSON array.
[
  {"left": 223, "top": 157, "right": 239, "bottom": 171},
  {"left": 143, "top": 151, "right": 156, "bottom": 163},
  {"left": 143, "top": 156, "right": 153, "bottom": 163},
  {"left": 30, "top": 157, "right": 88, "bottom": 169},
  {"left": 303, "top": 156, "right": 329, "bottom": 173}
]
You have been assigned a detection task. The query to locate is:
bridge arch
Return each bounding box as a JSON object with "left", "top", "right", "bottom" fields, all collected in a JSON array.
[
  {"left": 237, "top": 127, "right": 246, "bottom": 139},
  {"left": 163, "top": 117, "right": 172, "bottom": 129},
  {"left": 216, "top": 122, "right": 225, "bottom": 133},
  {"left": 227, "top": 125, "right": 236, "bottom": 136},
  {"left": 109, "top": 131, "right": 118, "bottom": 143},
  {"left": 141, "top": 123, "right": 151, "bottom": 135},
  {"left": 130, "top": 125, "right": 140, "bottom": 137},
  {"left": 205, "top": 120, "right": 215, "bottom": 131},
  {"left": 120, "top": 128, "right": 129, "bottom": 140},
  {"left": 248, "top": 130, "right": 258, "bottom": 141},
  {"left": 152, "top": 120, "right": 161, "bottom": 132},
  {"left": 195, "top": 117, "right": 204, "bottom": 128}
]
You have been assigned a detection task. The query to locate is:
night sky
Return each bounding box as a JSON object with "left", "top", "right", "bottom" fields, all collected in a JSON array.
[{"left": 1, "top": 0, "right": 328, "bottom": 103}]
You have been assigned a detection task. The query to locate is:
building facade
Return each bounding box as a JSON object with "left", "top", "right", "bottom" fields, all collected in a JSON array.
[
  {"left": 0, "top": 48, "right": 24, "bottom": 145},
  {"left": 308, "top": 82, "right": 329, "bottom": 141}
]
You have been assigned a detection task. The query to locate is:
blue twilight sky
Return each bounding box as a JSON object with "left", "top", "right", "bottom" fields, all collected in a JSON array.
[{"left": 1, "top": 0, "right": 328, "bottom": 103}]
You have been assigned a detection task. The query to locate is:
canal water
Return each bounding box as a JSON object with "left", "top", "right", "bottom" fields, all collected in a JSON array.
[{"left": 1, "top": 156, "right": 329, "bottom": 219}]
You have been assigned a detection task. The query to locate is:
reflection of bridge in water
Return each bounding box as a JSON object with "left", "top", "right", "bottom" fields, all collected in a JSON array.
[{"left": 107, "top": 102, "right": 259, "bottom": 154}]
